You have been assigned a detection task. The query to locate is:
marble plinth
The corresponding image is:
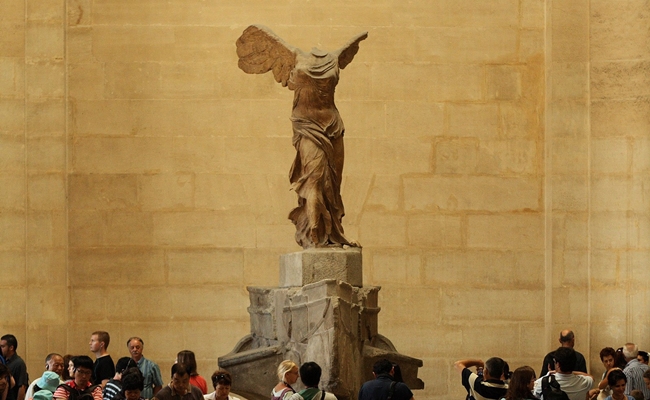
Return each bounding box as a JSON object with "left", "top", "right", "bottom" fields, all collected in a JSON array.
[{"left": 279, "top": 247, "right": 362, "bottom": 287}]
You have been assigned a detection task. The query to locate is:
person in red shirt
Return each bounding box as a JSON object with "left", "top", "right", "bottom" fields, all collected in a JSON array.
[{"left": 53, "top": 356, "right": 102, "bottom": 400}]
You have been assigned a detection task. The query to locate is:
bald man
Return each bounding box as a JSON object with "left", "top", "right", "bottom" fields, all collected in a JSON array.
[{"left": 540, "top": 330, "right": 587, "bottom": 377}]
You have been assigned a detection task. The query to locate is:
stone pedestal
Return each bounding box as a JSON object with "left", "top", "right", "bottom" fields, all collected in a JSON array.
[
  {"left": 279, "top": 248, "right": 363, "bottom": 287},
  {"left": 219, "top": 249, "right": 423, "bottom": 400}
]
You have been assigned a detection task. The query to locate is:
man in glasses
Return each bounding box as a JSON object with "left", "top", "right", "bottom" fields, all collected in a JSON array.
[{"left": 53, "top": 356, "right": 103, "bottom": 400}]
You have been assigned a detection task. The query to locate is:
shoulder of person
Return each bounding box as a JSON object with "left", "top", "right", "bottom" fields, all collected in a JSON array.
[{"left": 287, "top": 393, "right": 303, "bottom": 400}]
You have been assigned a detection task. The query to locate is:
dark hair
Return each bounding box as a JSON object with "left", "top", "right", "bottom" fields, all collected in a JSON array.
[
  {"left": 372, "top": 359, "right": 393, "bottom": 375},
  {"left": 1, "top": 335, "right": 17, "bottom": 351},
  {"left": 62, "top": 355, "right": 75, "bottom": 380},
  {"left": 638, "top": 351, "right": 649, "bottom": 363},
  {"left": 608, "top": 369, "right": 627, "bottom": 387},
  {"left": 392, "top": 363, "right": 403, "bottom": 383},
  {"left": 122, "top": 371, "right": 144, "bottom": 392},
  {"left": 559, "top": 331, "right": 574, "bottom": 343},
  {"left": 72, "top": 355, "right": 94, "bottom": 371},
  {"left": 615, "top": 348, "right": 628, "bottom": 369},
  {"left": 0, "top": 364, "right": 9, "bottom": 378},
  {"left": 600, "top": 347, "right": 616, "bottom": 361},
  {"left": 116, "top": 357, "right": 135, "bottom": 373},
  {"left": 643, "top": 369, "right": 650, "bottom": 380},
  {"left": 485, "top": 357, "right": 508, "bottom": 380},
  {"left": 171, "top": 363, "right": 191, "bottom": 379},
  {"left": 123, "top": 367, "right": 143, "bottom": 381},
  {"left": 554, "top": 347, "right": 576, "bottom": 372},
  {"left": 505, "top": 366, "right": 536, "bottom": 400},
  {"left": 177, "top": 351, "right": 198, "bottom": 376},
  {"left": 92, "top": 331, "right": 111, "bottom": 350},
  {"left": 211, "top": 370, "right": 232, "bottom": 387},
  {"left": 299, "top": 362, "right": 322, "bottom": 388}
]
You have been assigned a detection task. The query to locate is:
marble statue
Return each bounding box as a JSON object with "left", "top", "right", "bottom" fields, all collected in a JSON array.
[{"left": 236, "top": 25, "right": 367, "bottom": 249}]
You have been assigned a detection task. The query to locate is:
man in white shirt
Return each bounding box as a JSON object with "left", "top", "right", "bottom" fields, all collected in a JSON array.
[{"left": 534, "top": 347, "right": 593, "bottom": 400}]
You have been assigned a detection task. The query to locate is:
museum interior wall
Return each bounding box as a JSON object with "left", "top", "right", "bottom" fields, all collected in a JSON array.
[{"left": 1, "top": 1, "right": 649, "bottom": 399}]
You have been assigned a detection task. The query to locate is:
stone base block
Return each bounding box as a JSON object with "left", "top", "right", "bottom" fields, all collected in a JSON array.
[{"left": 279, "top": 247, "right": 362, "bottom": 287}]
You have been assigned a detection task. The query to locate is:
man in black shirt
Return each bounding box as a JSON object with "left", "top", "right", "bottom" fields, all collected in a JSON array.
[{"left": 359, "top": 359, "right": 413, "bottom": 400}]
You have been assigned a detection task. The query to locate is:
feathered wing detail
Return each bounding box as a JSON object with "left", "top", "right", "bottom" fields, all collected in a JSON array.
[
  {"left": 235, "top": 25, "right": 299, "bottom": 87},
  {"left": 334, "top": 31, "right": 368, "bottom": 69}
]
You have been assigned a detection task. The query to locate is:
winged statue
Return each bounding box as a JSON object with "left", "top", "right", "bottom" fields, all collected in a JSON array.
[{"left": 236, "top": 25, "right": 368, "bottom": 249}]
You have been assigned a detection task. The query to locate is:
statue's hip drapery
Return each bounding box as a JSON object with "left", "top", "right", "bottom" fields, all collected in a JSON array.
[{"left": 288, "top": 116, "right": 351, "bottom": 248}]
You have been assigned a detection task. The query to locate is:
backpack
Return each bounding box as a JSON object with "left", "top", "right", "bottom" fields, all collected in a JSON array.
[
  {"left": 541, "top": 375, "right": 570, "bottom": 400},
  {"left": 387, "top": 381, "right": 397, "bottom": 400},
  {"left": 56, "top": 383, "right": 100, "bottom": 400},
  {"left": 271, "top": 387, "right": 295, "bottom": 400}
]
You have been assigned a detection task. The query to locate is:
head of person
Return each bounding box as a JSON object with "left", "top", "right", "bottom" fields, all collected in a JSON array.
[
  {"left": 637, "top": 351, "right": 649, "bottom": 365},
  {"left": 277, "top": 360, "right": 299, "bottom": 385},
  {"left": 127, "top": 337, "right": 144, "bottom": 361},
  {"left": 372, "top": 359, "right": 394, "bottom": 377},
  {"left": 122, "top": 369, "right": 144, "bottom": 400},
  {"left": 36, "top": 371, "right": 61, "bottom": 393},
  {"left": 63, "top": 354, "right": 75, "bottom": 381},
  {"left": 485, "top": 357, "right": 509, "bottom": 381},
  {"left": 72, "top": 356, "right": 94, "bottom": 387},
  {"left": 176, "top": 351, "right": 198, "bottom": 376},
  {"left": 171, "top": 363, "right": 191, "bottom": 394},
  {"left": 623, "top": 343, "right": 638, "bottom": 361},
  {"left": 45, "top": 353, "right": 64, "bottom": 376},
  {"left": 89, "top": 331, "right": 110, "bottom": 354},
  {"left": 559, "top": 330, "right": 575, "bottom": 348},
  {"left": 299, "top": 362, "right": 322, "bottom": 388},
  {"left": 554, "top": 347, "right": 577, "bottom": 373},
  {"left": 115, "top": 357, "right": 136, "bottom": 378},
  {"left": 211, "top": 370, "right": 232, "bottom": 400},
  {"left": 0, "top": 334, "right": 18, "bottom": 359},
  {"left": 630, "top": 390, "right": 644, "bottom": 400},
  {"left": 391, "top": 363, "right": 403, "bottom": 383},
  {"left": 614, "top": 348, "right": 628, "bottom": 369},
  {"left": 600, "top": 347, "right": 617, "bottom": 370},
  {"left": 608, "top": 369, "right": 628, "bottom": 396},
  {"left": 0, "top": 364, "right": 10, "bottom": 393},
  {"left": 505, "top": 366, "right": 536, "bottom": 400}
]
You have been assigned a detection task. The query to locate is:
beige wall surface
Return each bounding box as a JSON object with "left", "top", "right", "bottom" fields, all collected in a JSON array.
[{"left": 1, "top": 0, "right": 649, "bottom": 399}]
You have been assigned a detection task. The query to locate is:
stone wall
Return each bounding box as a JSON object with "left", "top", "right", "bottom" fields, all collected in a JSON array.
[{"left": 1, "top": 1, "right": 649, "bottom": 400}]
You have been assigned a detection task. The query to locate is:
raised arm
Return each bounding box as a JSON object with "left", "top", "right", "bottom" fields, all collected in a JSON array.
[{"left": 454, "top": 359, "right": 484, "bottom": 374}]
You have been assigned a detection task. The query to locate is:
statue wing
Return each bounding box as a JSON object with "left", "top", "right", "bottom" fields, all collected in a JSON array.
[
  {"left": 334, "top": 31, "right": 368, "bottom": 69},
  {"left": 236, "top": 25, "right": 298, "bottom": 87}
]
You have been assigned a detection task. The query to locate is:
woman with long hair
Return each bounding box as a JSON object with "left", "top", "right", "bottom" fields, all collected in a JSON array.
[
  {"left": 503, "top": 366, "right": 536, "bottom": 400},
  {"left": 176, "top": 350, "right": 208, "bottom": 394}
]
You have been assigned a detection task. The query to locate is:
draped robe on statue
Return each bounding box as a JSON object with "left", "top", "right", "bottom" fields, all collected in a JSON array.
[
  {"left": 235, "top": 25, "right": 367, "bottom": 248},
  {"left": 287, "top": 53, "right": 349, "bottom": 247}
]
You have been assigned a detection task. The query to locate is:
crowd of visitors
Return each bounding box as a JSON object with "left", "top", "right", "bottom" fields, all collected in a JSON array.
[
  {"left": 0, "top": 333, "right": 235, "bottom": 400},
  {"left": 2, "top": 329, "right": 650, "bottom": 400},
  {"left": 455, "top": 330, "right": 650, "bottom": 400}
]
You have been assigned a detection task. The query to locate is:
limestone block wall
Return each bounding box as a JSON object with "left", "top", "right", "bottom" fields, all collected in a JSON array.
[
  {"left": 1, "top": 1, "right": 649, "bottom": 400},
  {"left": 0, "top": 0, "right": 69, "bottom": 373}
]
